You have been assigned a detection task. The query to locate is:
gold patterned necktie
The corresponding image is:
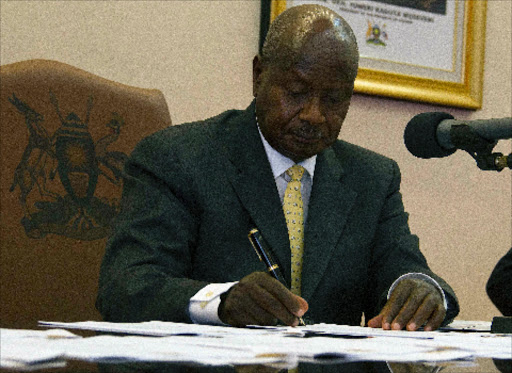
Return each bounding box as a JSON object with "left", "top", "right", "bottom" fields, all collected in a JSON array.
[{"left": 283, "top": 164, "right": 306, "bottom": 296}]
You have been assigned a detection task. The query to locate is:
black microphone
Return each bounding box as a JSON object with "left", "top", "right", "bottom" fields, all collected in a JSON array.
[{"left": 404, "top": 112, "right": 512, "bottom": 159}]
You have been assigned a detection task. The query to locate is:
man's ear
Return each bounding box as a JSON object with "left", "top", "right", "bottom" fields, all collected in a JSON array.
[{"left": 252, "top": 55, "right": 263, "bottom": 98}]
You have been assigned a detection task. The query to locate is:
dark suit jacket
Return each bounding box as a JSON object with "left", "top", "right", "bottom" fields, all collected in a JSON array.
[
  {"left": 487, "top": 248, "right": 512, "bottom": 316},
  {"left": 96, "top": 102, "right": 459, "bottom": 325}
]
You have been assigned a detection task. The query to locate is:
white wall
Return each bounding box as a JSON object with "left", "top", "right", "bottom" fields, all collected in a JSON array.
[{"left": 1, "top": 0, "right": 511, "bottom": 321}]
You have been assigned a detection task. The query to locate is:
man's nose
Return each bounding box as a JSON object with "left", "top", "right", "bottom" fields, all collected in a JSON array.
[{"left": 299, "top": 95, "right": 325, "bottom": 125}]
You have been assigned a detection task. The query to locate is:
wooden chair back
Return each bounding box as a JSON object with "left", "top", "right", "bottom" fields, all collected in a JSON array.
[{"left": 0, "top": 59, "right": 172, "bottom": 328}]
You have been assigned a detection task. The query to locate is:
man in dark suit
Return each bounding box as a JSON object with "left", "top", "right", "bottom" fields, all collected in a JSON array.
[
  {"left": 487, "top": 248, "right": 512, "bottom": 316},
  {"left": 96, "top": 4, "right": 458, "bottom": 330}
]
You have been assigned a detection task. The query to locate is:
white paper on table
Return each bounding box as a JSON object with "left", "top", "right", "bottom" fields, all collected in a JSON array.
[
  {"left": 206, "top": 334, "right": 474, "bottom": 362},
  {"left": 39, "top": 320, "right": 304, "bottom": 338},
  {"left": 440, "top": 320, "right": 492, "bottom": 332},
  {"left": 37, "top": 332, "right": 470, "bottom": 365},
  {"left": 37, "top": 320, "right": 512, "bottom": 363},
  {"left": 423, "top": 333, "right": 512, "bottom": 360},
  {"left": 51, "top": 335, "right": 290, "bottom": 366},
  {"left": 0, "top": 359, "right": 67, "bottom": 371},
  {"left": 298, "top": 323, "right": 440, "bottom": 339},
  {"left": 228, "top": 324, "right": 511, "bottom": 361},
  {"left": 1, "top": 341, "right": 65, "bottom": 366},
  {"left": 0, "top": 328, "right": 77, "bottom": 368}
]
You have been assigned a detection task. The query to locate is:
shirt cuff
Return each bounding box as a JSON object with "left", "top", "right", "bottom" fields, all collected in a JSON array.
[
  {"left": 388, "top": 273, "right": 448, "bottom": 310},
  {"left": 188, "top": 282, "right": 238, "bottom": 325}
]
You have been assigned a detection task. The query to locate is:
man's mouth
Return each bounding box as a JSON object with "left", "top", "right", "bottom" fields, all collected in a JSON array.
[{"left": 291, "top": 126, "right": 322, "bottom": 142}]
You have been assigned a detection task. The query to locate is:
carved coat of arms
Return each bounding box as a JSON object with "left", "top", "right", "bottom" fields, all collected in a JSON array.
[{"left": 9, "top": 92, "right": 127, "bottom": 240}]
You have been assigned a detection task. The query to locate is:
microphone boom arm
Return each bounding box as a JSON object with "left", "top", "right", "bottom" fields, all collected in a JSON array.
[{"left": 451, "top": 125, "right": 511, "bottom": 171}]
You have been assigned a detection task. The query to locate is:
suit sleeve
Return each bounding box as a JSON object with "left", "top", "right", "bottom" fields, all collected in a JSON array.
[
  {"left": 96, "top": 134, "right": 208, "bottom": 322},
  {"left": 486, "top": 248, "right": 512, "bottom": 316},
  {"left": 366, "top": 160, "right": 459, "bottom": 323}
]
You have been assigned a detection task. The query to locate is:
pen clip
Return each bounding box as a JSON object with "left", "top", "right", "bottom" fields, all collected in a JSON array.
[
  {"left": 248, "top": 228, "right": 263, "bottom": 261},
  {"left": 248, "top": 228, "right": 281, "bottom": 276}
]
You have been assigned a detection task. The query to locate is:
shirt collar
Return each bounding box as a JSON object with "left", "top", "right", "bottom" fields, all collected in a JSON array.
[{"left": 257, "top": 125, "right": 317, "bottom": 180}]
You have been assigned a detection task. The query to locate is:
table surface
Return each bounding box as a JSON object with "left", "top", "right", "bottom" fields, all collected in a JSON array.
[
  {"left": 2, "top": 324, "right": 511, "bottom": 373},
  {"left": 2, "top": 357, "right": 511, "bottom": 373}
]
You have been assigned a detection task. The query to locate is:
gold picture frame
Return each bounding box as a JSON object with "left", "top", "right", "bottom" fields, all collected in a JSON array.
[{"left": 262, "top": 0, "right": 486, "bottom": 109}]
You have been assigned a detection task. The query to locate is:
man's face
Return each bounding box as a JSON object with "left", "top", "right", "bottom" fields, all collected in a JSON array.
[{"left": 254, "top": 40, "right": 356, "bottom": 162}]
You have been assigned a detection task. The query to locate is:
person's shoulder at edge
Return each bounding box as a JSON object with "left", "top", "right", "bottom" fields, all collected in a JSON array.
[
  {"left": 130, "top": 106, "right": 249, "bottom": 159},
  {"left": 331, "top": 139, "right": 399, "bottom": 176}
]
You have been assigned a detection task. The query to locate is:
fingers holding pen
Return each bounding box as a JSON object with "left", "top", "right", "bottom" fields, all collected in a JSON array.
[{"left": 219, "top": 272, "right": 308, "bottom": 327}]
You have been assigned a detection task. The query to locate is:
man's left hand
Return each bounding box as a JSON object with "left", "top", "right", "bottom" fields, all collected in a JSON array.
[{"left": 367, "top": 278, "right": 446, "bottom": 331}]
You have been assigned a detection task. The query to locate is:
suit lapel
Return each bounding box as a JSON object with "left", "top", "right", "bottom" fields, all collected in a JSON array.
[
  {"left": 221, "top": 103, "right": 292, "bottom": 281},
  {"left": 219, "top": 104, "right": 359, "bottom": 294},
  {"left": 301, "top": 146, "right": 358, "bottom": 301}
]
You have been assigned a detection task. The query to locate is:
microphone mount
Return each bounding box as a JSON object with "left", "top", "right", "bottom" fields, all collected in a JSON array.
[{"left": 451, "top": 124, "right": 511, "bottom": 171}]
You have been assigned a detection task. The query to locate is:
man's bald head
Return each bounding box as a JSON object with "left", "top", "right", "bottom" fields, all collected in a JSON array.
[{"left": 260, "top": 4, "right": 359, "bottom": 79}]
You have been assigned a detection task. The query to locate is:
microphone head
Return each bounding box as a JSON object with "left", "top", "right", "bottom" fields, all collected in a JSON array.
[{"left": 404, "top": 112, "right": 457, "bottom": 158}]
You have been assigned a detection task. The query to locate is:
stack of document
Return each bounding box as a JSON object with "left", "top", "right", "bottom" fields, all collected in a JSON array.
[{"left": 1, "top": 321, "right": 511, "bottom": 370}]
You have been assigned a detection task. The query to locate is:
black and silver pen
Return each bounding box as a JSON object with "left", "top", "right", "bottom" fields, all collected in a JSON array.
[{"left": 248, "top": 228, "right": 306, "bottom": 326}]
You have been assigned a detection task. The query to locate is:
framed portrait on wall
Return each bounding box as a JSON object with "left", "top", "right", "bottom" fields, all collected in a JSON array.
[{"left": 260, "top": 0, "right": 487, "bottom": 109}]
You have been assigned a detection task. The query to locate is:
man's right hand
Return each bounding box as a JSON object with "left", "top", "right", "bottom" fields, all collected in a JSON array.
[{"left": 218, "top": 272, "right": 308, "bottom": 327}]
